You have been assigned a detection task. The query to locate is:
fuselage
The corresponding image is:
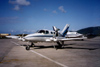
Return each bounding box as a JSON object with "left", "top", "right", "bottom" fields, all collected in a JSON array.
[
  {"left": 66, "top": 32, "right": 83, "bottom": 38},
  {"left": 24, "top": 30, "right": 57, "bottom": 42},
  {"left": 20, "top": 24, "right": 70, "bottom": 42}
]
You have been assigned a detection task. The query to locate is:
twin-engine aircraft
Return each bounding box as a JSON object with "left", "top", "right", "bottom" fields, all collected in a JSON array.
[{"left": 6, "top": 24, "right": 87, "bottom": 50}]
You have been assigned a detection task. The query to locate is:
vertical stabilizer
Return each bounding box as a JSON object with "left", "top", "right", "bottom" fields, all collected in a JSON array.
[{"left": 61, "top": 24, "right": 69, "bottom": 37}]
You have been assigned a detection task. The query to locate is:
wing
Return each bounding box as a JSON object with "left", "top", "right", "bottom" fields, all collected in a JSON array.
[
  {"left": 59, "top": 37, "right": 87, "bottom": 41},
  {"left": 6, "top": 35, "right": 20, "bottom": 39},
  {"left": 46, "top": 37, "right": 87, "bottom": 42},
  {"left": 6, "top": 35, "right": 26, "bottom": 41}
]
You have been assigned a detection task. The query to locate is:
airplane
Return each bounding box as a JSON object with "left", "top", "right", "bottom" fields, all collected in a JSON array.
[
  {"left": 66, "top": 31, "right": 85, "bottom": 40},
  {"left": 6, "top": 35, "right": 20, "bottom": 39},
  {"left": 6, "top": 24, "right": 87, "bottom": 50}
]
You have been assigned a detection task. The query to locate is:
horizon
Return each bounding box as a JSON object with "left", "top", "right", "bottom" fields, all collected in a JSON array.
[{"left": 1, "top": 25, "right": 100, "bottom": 35}]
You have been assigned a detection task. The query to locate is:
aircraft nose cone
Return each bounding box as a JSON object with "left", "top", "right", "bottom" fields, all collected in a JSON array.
[
  {"left": 18, "top": 37, "right": 26, "bottom": 41},
  {"left": 22, "top": 38, "right": 25, "bottom": 41},
  {"left": 24, "top": 36, "right": 30, "bottom": 41}
]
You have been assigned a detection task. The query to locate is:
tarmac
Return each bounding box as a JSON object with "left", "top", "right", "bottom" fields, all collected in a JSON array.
[{"left": 0, "top": 37, "right": 100, "bottom": 67}]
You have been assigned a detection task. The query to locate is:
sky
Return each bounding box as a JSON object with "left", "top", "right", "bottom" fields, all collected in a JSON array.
[{"left": 0, "top": 0, "right": 100, "bottom": 34}]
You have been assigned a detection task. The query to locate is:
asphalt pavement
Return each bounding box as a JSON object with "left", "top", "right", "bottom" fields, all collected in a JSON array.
[{"left": 0, "top": 37, "right": 100, "bottom": 67}]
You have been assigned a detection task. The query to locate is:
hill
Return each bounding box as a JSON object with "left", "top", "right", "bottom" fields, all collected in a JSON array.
[{"left": 77, "top": 26, "right": 100, "bottom": 36}]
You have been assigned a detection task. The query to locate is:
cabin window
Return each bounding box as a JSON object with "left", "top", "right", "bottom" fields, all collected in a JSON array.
[
  {"left": 45, "top": 31, "right": 49, "bottom": 34},
  {"left": 51, "top": 32, "right": 55, "bottom": 34},
  {"left": 51, "top": 32, "right": 53, "bottom": 34}
]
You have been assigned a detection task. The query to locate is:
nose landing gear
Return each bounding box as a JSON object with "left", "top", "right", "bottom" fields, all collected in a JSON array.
[
  {"left": 26, "top": 45, "right": 30, "bottom": 50},
  {"left": 26, "top": 43, "right": 35, "bottom": 50}
]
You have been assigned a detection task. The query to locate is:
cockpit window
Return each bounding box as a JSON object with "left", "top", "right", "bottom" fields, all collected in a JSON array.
[
  {"left": 45, "top": 30, "right": 49, "bottom": 34},
  {"left": 36, "top": 30, "right": 49, "bottom": 34},
  {"left": 38, "top": 30, "right": 45, "bottom": 34}
]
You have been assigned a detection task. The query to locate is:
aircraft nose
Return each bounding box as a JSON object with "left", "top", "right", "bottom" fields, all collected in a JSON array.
[
  {"left": 22, "top": 37, "right": 25, "bottom": 41},
  {"left": 23, "top": 36, "right": 30, "bottom": 41},
  {"left": 18, "top": 37, "right": 26, "bottom": 41}
]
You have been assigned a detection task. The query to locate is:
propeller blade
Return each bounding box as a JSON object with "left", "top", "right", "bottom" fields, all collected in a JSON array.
[
  {"left": 52, "top": 26, "right": 60, "bottom": 31},
  {"left": 52, "top": 26, "right": 60, "bottom": 37},
  {"left": 52, "top": 26, "right": 57, "bottom": 31}
]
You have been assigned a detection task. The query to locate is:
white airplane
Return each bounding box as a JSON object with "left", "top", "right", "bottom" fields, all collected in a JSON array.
[
  {"left": 6, "top": 35, "right": 20, "bottom": 39},
  {"left": 66, "top": 31, "right": 85, "bottom": 40},
  {"left": 6, "top": 24, "right": 87, "bottom": 50}
]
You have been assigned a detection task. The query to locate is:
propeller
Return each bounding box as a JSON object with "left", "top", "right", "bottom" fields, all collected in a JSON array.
[
  {"left": 18, "top": 33, "right": 25, "bottom": 41},
  {"left": 52, "top": 26, "right": 60, "bottom": 38}
]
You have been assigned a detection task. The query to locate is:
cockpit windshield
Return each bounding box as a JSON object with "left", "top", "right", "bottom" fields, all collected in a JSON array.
[
  {"left": 36, "top": 30, "right": 49, "bottom": 34},
  {"left": 38, "top": 30, "right": 45, "bottom": 34}
]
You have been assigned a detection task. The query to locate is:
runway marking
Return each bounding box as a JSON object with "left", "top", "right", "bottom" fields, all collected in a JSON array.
[
  {"left": 11, "top": 41, "right": 68, "bottom": 67},
  {"left": 11, "top": 41, "right": 20, "bottom": 46},
  {"left": 30, "top": 50, "right": 68, "bottom": 67}
]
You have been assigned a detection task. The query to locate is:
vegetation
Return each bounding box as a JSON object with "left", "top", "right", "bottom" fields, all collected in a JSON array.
[
  {"left": 16, "top": 34, "right": 28, "bottom": 37},
  {"left": 77, "top": 26, "right": 100, "bottom": 38}
]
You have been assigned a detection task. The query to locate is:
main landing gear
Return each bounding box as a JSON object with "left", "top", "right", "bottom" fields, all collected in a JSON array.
[
  {"left": 53, "top": 41, "right": 64, "bottom": 49},
  {"left": 25, "top": 41, "right": 64, "bottom": 50},
  {"left": 26, "top": 43, "right": 34, "bottom": 50}
]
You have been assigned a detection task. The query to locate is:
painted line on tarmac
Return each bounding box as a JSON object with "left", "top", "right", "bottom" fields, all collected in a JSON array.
[
  {"left": 11, "top": 41, "right": 68, "bottom": 67},
  {"left": 11, "top": 41, "right": 20, "bottom": 46},
  {"left": 30, "top": 50, "right": 68, "bottom": 67}
]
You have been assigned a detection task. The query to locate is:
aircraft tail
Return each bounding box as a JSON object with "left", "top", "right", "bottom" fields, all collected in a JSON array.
[{"left": 61, "top": 24, "right": 69, "bottom": 37}]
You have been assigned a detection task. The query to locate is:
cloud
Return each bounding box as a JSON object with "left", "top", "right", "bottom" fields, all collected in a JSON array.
[
  {"left": 13, "top": 5, "right": 20, "bottom": 11},
  {"left": 23, "top": 30, "right": 35, "bottom": 33},
  {"left": 9, "top": 0, "right": 30, "bottom": 6},
  {"left": 10, "top": 30, "right": 16, "bottom": 33},
  {"left": 43, "top": 8, "right": 47, "bottom": 11},
  {"left": 15, "top": 0, "right": 30, "bottom": 6},
  {"left": 0, "top": 17, "right": 19, "bottom": 23},
  {"left": 9, "top": 0, "right": 30, "bottom": 11},
  {"left": 0, "top": 17, "right": 18, "bottom": 20},
  {"left": 52, "top": 10, "right": 57, "bottom": 14},
  {"left": 9, "top": 29, "right": 35, "bottom": 34},
  {"left": 58, "top": 6, "right": 66, "bottom": 13}
]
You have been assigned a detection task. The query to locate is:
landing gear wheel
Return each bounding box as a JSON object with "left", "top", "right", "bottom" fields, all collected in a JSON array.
[
  {"left": 26, "top": 45, "right": 30, "bottom": 50},
  {"left": 58, "top": 45, "right": 63, "bottom": 49},
  {"left": 57, "top": 41, "right": 64, "bottom": 49},
  {"left": 30, "top": 43, "right": 35, "bottom": 47}
]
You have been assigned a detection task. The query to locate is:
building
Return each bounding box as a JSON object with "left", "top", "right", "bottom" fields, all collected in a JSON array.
[{"left": 0, "top": 33, "right": 11, "bottom": 38}]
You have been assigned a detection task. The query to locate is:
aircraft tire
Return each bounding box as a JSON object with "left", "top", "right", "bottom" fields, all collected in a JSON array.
[
  {"left": 81, "top": 39, "right": 84, "bottom": 41},
  {"left": 26, "top": 45, "right": 30, "bottom": 50}
]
